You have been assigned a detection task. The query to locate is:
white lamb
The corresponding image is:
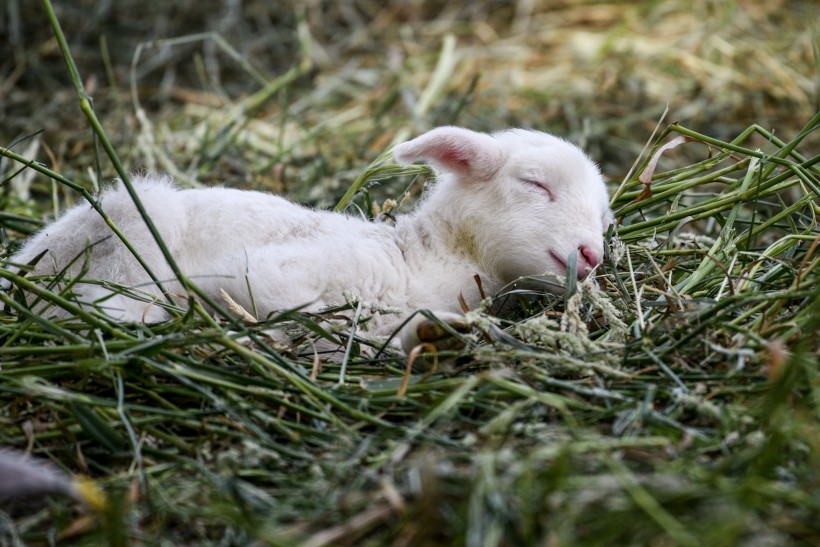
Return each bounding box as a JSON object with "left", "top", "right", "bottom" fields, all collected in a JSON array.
[{"left": 7, "top": 126, "right": 612, "bottom": 352}]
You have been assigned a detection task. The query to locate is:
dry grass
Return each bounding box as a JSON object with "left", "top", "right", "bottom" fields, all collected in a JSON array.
[{"left": 2, "top": 1, "right": 817, "bottom": 199}]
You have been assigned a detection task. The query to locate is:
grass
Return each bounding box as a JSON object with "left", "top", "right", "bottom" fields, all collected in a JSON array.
[{"left": 1, "top": 0, "right": 819, "bottom": 545}]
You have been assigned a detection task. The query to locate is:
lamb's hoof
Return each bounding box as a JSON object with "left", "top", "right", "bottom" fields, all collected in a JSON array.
[
  {"left": 400, "top": 312, "right": 471, "bottom": 373},
  {"left": 414, "top": 317, "right": 470, "bottom": 352}
]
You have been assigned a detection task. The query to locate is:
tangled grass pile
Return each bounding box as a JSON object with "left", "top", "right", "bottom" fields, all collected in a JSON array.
[
  {"left": 1, "top": 1, "right": 819, "bottom": 545},
  {"left": 2, "top": 116, "right": 818, "bottom": 546}
]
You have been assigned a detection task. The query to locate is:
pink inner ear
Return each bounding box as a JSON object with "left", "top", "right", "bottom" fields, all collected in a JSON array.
[{"left": 438, "top": 148, "right": 471, "bottom": 171}]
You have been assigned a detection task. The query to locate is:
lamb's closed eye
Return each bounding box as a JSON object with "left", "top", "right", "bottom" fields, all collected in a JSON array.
[
  {"left": 520, "top": 178, "right": 555, "bottom": 201},
  {"left": 8, "top": 126, "right": 611, "bottom": 358}
]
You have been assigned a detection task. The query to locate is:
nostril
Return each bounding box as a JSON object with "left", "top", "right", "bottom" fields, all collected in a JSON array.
[{"left": 578, "top": 245, "right": 601, "bottom": 269}]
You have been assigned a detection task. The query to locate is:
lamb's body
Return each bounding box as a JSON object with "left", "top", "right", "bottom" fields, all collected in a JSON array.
[
  {"left": 9, "top": 127, "right": 612, "bottom": 349},
  {"left": 13, "top": 177, "right": 491, "bottom": 331}
]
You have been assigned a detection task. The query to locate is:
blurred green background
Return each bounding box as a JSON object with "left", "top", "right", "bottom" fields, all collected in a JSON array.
[{"left": 1, "top": 0, "right": 817, "bottom": 199}]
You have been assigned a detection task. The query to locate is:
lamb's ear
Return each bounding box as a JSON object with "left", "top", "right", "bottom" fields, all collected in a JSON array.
[{"left": 393, "top": 126, "right": 504, "bottom": 179}]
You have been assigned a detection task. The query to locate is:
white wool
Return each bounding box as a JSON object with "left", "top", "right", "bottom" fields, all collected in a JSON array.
[{"left": 8, "top": 127, "right": 612, "bottom": 352}]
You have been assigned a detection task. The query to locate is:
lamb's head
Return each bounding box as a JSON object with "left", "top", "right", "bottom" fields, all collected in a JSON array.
[{"left": 393, "top": 126, "right": 612, "bottom": 284}]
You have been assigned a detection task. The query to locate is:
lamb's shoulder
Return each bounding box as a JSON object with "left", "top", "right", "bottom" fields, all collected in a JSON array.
[{"left": 250, "top": 219, "right": 407, "bottom": 303}]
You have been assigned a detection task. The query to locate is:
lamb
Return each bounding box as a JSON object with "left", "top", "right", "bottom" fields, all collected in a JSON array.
[{"left": 7, "top": 126, "right": 612, "bottom": 352}]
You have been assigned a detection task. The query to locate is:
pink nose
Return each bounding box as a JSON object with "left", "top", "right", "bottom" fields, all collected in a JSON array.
[{"left": 578, "top": 245, "right": 602, "bottom": 278}]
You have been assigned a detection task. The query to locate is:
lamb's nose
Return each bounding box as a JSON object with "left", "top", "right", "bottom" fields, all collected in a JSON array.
[{"left": 578, "top": 245, "right": 602, "bottom": 278}]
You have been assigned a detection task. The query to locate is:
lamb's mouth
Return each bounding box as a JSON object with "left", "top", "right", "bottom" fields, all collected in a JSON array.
[
  {"left": 549, "top": 250, "right": 595, "bottom": 280},
  {"left": 549, "top": 251, "right": 568, "bottom": 273}
]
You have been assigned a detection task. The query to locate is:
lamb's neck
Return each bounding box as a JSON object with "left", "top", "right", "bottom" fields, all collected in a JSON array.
[{"left": 394, "top": 211, "right": 500, "bottom": 313}]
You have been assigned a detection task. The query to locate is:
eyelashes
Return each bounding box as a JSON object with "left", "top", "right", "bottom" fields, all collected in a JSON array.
[
  {"left": 519, "top": 177, "right": 614, "bottom": 229},
  {"left": 520, "top": 178, "right": 555, "bottom": 202}
]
